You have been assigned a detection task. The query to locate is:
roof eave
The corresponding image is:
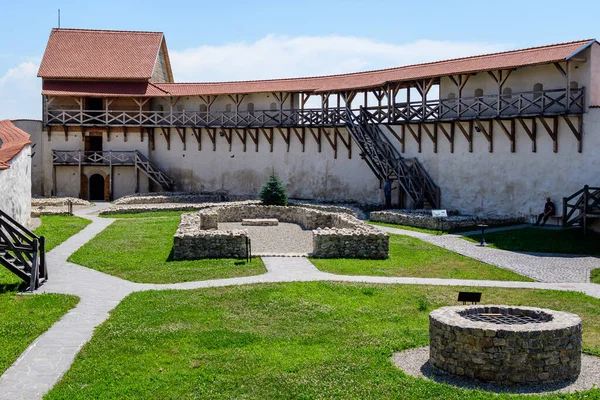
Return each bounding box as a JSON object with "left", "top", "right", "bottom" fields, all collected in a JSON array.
[{"left": 566, "top": 39, "right": 598, "bottom": 60}]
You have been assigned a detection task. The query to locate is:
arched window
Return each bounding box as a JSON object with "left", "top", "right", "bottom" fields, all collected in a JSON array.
[
  {"left": 502, "top": 87, "right": 512, "bottom": 99},
  {"left": 247, "top": 102, "right": 255, "bottom": 114},
  {"left": 270, "top": 102, "right": 277, "bottom": 111},
  {"left": 157, "top": 104, "right": 164, "bottom": 112},
  {"left": 474, "top": 88, "right": 484, "bottom": 98},
  {"left": 533, "top": 83, "right": 543, "bottom": 100},
  {"left": 447, "top": 92, "right": 456, "bottom": 99},
  {"left": 199, "top": 104, "right": 207, "bottom": 113},
  {"left": 570, "top": 81, "right": 579, "bottom": 92},
  {"left": 225, "top": 103, "right": 233, "bottom": 112}
]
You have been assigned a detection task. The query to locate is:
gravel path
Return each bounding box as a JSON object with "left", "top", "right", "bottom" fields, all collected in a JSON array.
[
  {"left": 219, "top": 222, "right": 313, "bottom": 255},
  {"left": 392, "top": 346, "right": 600, "bottom": 395}
]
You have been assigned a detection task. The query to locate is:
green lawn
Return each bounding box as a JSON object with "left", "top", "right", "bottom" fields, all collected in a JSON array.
[
  {"left": 465, "top": 227, "right": 600, "bottom": 256},
  {"left": 0, "top": 268, "right": 78, "bottom": 375},
  {"left": 311, "top": 234, "right": 531, "bottom": 281},
  {"left": 592, "top": 269, "right": 600, "bottom": 284},
  {"left": 69, "top": 212, "right": 266, "bottom": 284},
  {"left": 34, "top": 215, "right": 91, "bottom": 251},
  {"left": 46, "top": 282, "right": 600, "bottom": 399}
]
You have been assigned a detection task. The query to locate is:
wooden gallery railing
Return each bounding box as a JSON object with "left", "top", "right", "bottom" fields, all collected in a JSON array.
[
  {"left": 44, "top": 88, "right": 585, "bottom": 128},
  {"left": 0, "top": 209, "right": 47, "bottom": 291},
  {"left": 563, "top": 185, "right": 600, "bottom": 233}
]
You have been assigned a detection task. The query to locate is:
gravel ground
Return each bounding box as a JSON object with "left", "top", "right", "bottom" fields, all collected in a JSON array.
[
  {"left": 392, "top": 346, "right": 600, "bottom": 395},
  {"left": 219, "top": 222, "right": 313, "bottom": 256}
]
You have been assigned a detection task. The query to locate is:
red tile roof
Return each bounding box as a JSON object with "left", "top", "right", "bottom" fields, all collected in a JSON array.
[
  {"left": 40, "top": 38, "right": 596, "bottom": 96},
  {"left": 38, "top": 28, "right": 168, "bottom": 80},
  {"left": 0, "top": 120, "right": 32, "bottom": 170}
]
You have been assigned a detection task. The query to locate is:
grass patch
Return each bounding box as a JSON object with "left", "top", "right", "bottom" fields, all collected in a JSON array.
[
  {"left": 101, "top": 210, "right": 196, "bottom": 219},
  {"left": 311, "top": 234, "right": 531, "bottom": 281},
  {"left": 33, "top": 215, "right": 91, "bottom": 251},
  {"left": 46, "top": 282, "right": 600, "bottom": 399},
  {"left": 69, "top": 212, "right": 265, "bottom": 284},
  {"left": 592, "top": 269, "right": 600, "bottom": 284},
  {"left": 465, "top": 227, "right": 600, "bottom": 256},
  {"left": 0, "top": 268, "right": 78, "bottom": 375}
]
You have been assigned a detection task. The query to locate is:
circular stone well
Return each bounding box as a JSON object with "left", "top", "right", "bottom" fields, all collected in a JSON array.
[{"left": 429, "top": 305, "right": 582, "bottom": 384}]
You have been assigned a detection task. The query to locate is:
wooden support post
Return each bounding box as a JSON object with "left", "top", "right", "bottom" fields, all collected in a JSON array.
[
  {"left": 123, "top": 126, "right": 128, "bottom": 142},
  {"left": 134, "top": 155, "right": 139, "bottom": 193},
  {"left": 475, "top": 119, "right": 493, "bottom": 153},
  {"left": 401, "top": 125, "right": 406, "bottom": 152},
  {"left": 309, "top": 127, "right": 321, "bottom": 152},
  {"left": 292, "top": 127, "right": 306, "bottom": 152},
  {"left": 64, "top": 125, "right": 68, "bottom": 141},
  {"left": 518, "top": 118, "right": 536, "bottom": 152},
  {"left": 191, "top": 128, "right": 202, "bottom": 151},
  {"left": 456, "top": 121, "right": 473, "bottom": 152},
  {"left": 538, "top": 116, "right": 558, "bottom": 153},
  {"left": 221, "top": 129, "right": 232, "bottom": 152},
  {"left": 562, "top": 115, "right": 582, "bottom": 153},
  {"left": 47, "top": 125, "right": 52, "bottom": 141},
  {"left": 496, "top": 119, "right": 516, "bottom": 152},
  {"left": 422, "top": 124, "right": 438, "bottom": 153},
  {"left": 322, "top": 128, "right": 337, "bottom": 159},
  {"left": 175, "top": 127, "right": 186, "bottom": 150},
  {"left": 106, "top": 126, "right": 111, "bottom": 142},
  {"left": 207, "top": 128, "right": 217, "bottom": 152},
  {"left": 383, "top": 124, "right": 403, "bottom": 147},
  {"left": 248, "top": 129, "right": 259, "bottom": 152},
  {"left": 78, "top": 150, "right": 82, "bottom": 199},
  {"left": 438, "top": 122, "right": 454, "bottom": 153},
  {"left": 148, "top": 128, "right": 155, "bottom": 151},
  {"left": 335, "top": 128, "right": 352, "bottom": 159},
  {"left": 260, "top": 128, "right": 274, "bottom": 152},
  {"left": 406, "top": 124, "right": 421, "bottom": 153},
  {"left": 160, "top": 127, "right": 171, "bottom": 150},
  {"left": 276, "top": 127, "right": 291, "bottom": 152}
]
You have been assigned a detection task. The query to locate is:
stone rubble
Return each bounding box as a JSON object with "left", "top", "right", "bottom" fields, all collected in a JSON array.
[{"left": 371, "top": 209, "right": 526, "bottom": 230}]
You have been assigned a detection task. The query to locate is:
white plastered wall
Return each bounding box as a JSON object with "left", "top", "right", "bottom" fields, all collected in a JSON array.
[{"left": 0, "top": 146, "right": 31, "bottom": 226}]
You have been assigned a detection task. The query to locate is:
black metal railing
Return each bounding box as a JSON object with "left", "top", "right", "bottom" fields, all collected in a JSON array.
[{"left": 563, "top": 185, "right": 600, "bottom": 233}]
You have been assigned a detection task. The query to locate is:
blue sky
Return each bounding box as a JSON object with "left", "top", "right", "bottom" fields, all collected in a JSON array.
[{"left": 1, "top": 0, "right": 599, "bottom": 119}]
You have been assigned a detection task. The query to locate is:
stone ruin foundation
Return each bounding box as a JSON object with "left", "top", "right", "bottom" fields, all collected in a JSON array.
[
  {"left": 173, "top": 204, "right": 388, "bottom": 260},
  {"left": 429, "top": 305, "right": 582, "bottom": 385}
]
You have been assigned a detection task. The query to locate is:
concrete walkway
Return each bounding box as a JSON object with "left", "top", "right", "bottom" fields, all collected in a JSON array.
[
  {"left": 1, "top": 207, "right": 599, "bottom": 399},
  {"left": 376, "top": 225, "right": 600, "bottom": 283}
]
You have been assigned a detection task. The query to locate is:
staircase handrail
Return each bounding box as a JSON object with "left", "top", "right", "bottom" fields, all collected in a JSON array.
[{"left": 134, "top": 151, "right": 175, "bottom": 189}]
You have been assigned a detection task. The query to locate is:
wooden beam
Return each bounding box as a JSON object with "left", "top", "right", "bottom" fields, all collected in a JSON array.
[
  {"left": 175, "top": 127, "right": 186, "bottom": 150},
  {"left": 322, "top": 128, "right": 337, "bottom": 159},
  {"left": 260, "top": 128, "right": 274, "bottom": 152},
  {"left": 562, "top": 115, "right": 582, "bottom": 153},
  {"left": 554, "top": 62, "right": 567, "bottom": 76},
  {"left": 106, "top": 126, "right": 111, "bottom": 142},
  {"left": 47, "top": 125, "right": 51, "bottom": 141},
  {"left": 335, "top": 128, "right": 352, "bottom": 159},
  {"left": 123, "top": 126, "right": 128, "bottom": 142},
  {"left": 160, "top": 127, "right": 171, "bottom": 150},
  {"left": 405, "top": 124, "right": 421, "bottom": 153},
  {"left": 291, "top": 127, "right": 306, "bottom": 152},
  {"left": 191, "top": 127, "right": 202, "bottom": 151},
  {"left": 383, "top": 124, "right": 403, "bottom": 148},
  {"left": 207, "top": 128, "right": 217, "bottom": 152},
  {"left": 234, "top": 128, "right": 247, "bottom": 152},
  {"left": 422, "top": 123, "right": 438, "bottom": 153},
  {"left": 64, "top": 125, "right": 68, "bottom": 141},
  {"left": 308, "top": 127, "right": 321, "bottom": 152},
  {"left": 221, "top": 129, "right": 232, "bottom": 152},
  {"left": 276, "top": 127, "right": 291, "bottom": 152},
  {"left": 474, "top": 119, "right": 493, "bottom": 153},
  {"left": 248, "top": 129, "right": 259, "bottom": 152},
  {"left": 456, "top": 121, "right": 473, "bottom": 152},
  {"left": 148, "top": 128, "right": 155, "bottom": 151},
  {"left": 538, "top": 116, "right": 558, "bottom": 153},
  {"left": 517, "top": 118, "right": 536, "bottom": 152},
  {"left": 496, "top": 119, "right": 516, "bottom": 153},
  {"left": 438, "top": 123, "right": 454, "bottom": 153}
]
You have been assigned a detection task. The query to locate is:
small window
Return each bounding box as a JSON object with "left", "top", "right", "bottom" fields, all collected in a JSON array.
[
  {"left": 270, "top": 102, "right": 277, "bottom": 111},
  {"left": 157, "top": 104, "right": 164, "bottom": 112},
  {"left": 474, "top": 88, "right": 484, "bottom": 98},
  {"left": 447, "top": 92, "right": 456, "bottom": 99},
  {"left": 247, "top": 102, "right": 255, "bottom": 113},
  {"left": 533, "top": 83, "right": 543, "bottom": 100},
  {"left": 225, "top": 104, "right": 233, "bottom": 112},
  {"left": 570, "top": 81, "right": 579, "bottom": 92},
  {"left": 199, "top": 104, "right": 207, "bottom": 113},
  {"left": 502, "top": 87, "right": 512, "bottom": 99}
]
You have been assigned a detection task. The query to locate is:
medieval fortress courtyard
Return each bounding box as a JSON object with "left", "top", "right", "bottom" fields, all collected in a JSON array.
[{"left": 0, "top": 27, "right": 599, "bottom": 399}]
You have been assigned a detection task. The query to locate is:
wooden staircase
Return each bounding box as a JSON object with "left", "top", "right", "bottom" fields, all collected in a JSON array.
[
  {"left": 135, "top": 151, "right": 174, "bottom": 191},
  {"left": 344, "top": 107, "right": 440, "bottom": 209},
  {"left": 0, "top": 209, "right": 47, "bottom": 291},
  {"left": 563, "top": 185, "right": 600, "bottom": 233}
]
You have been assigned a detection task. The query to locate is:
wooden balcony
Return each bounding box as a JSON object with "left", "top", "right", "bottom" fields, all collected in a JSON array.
[
  {"left": 52, "top": 150, "right": 136, "bottom": 166},
  {"left": 44, "top": 88, "right": 585, "bottom": 129}
]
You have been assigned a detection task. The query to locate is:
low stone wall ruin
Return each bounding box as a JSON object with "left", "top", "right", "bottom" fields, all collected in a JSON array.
[
  {"left": 370, "top": 209, "right": 526, "bottom": 231},
  {"left": 173, "top": 204, "right": 388, "bottom": 260}
]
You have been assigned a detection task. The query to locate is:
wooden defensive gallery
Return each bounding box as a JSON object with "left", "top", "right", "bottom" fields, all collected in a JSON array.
[{"left": 33, "top": 29, "right": 600, "bottom": 216}]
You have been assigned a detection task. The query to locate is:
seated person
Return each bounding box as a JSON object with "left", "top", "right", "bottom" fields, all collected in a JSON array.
[{"left": 534, "top": 197, "right": 556, "bottom": 226}]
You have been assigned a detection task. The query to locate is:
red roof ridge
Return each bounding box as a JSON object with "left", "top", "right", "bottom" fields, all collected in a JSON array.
[
  {"left": 50, "top": 28, "right": 164, "bottom": 36},
  {"left": 155, "top": 38, "right": 595, "bottom": 87}
]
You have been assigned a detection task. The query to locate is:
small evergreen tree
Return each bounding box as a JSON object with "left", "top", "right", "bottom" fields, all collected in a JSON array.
[{"left": 260, "top": 174, "right": 288, "bottom": 206}]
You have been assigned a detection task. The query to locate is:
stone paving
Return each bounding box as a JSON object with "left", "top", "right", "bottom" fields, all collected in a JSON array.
[
  {"left": 1, "top": 205, "right": 600, "bottom": 399},
  {"left": 376, "top": 225, "right": 600, "bottom": 283}
]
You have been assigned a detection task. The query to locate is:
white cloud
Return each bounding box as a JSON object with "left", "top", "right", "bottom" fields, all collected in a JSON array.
[
  {"left": 170, "top": 35, "right": 511, "bottom": 82},
  {"left": 0, "top": 62, "right": 41, "bottom": 120}
]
